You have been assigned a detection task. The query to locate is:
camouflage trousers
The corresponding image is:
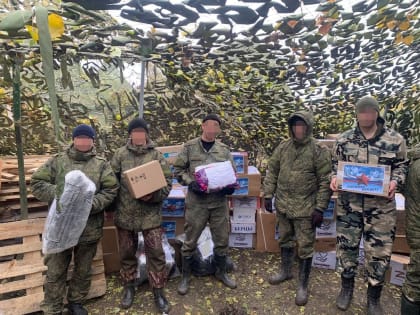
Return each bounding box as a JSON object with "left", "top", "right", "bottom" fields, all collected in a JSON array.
[
  {"left": 336, "top": 193, "right": 396, "bottom": 286},
  {"left": 403, "top": 248, "right": 420, "bottom": 302},
  {"left": 277, "top": 212, "right": 315, "bottom": 259},
  {"left": 117, "top": 226, "right": 167, "bottom": 288},
  {"left": 41, "top": 241, "right": 98, "bottom": 314},
  {"left": 182, "top": 199, "right": 229, "bottom": 257}
]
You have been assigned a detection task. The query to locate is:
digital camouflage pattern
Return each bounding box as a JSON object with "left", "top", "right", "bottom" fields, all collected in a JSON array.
[
  {"left": 173, "top": 137, "right": 234, "bottom": 256},
  {"left": 402, "top": 144, "right": 420, "bottom": 302},
  {"left": 332, "top": 116, "right": 409, "bottom": 286},
  {"left": 110, "top": 141, "right": 172, "bottom": 231}
]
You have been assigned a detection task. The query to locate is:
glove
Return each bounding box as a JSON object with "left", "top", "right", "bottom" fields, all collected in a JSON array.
[
  {"left": 220, "top": 186, "right": 235, "bottom": 196},
  {"left": 188, "top": 181, "right": 205, "bottom": 195},
  {"left": 264, "top": 198, "right": 273, "bottom": 212},
  {"left": 311, "top": 209, "right": 323, "bottom": 228}
]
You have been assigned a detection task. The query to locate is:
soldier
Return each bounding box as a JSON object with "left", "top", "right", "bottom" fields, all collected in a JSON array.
[
  {"left": 173, "top": 113, "right": 236, "bottom": 295},
  {"left": 330, "top": 96, "right": 408, "bottom": 315},
  {"left": 110, "top": 117, "right": 172, "bottom": 313},
  {"left": 31, "top": 124, "right": 119, "bottom": 315},
  {"left": 263, "top": 110, "right": 332, "bottom": 306},
  {"left": 401, "top": 144, "right": 420, "bottom": 314}
]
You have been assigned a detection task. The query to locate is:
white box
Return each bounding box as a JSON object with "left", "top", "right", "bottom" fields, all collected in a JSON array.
[
  {"left": 232, "top": 197, "right": 258, "bottom": 210},
  {"left": 230, "top": 218, "right": 256, "bottom": 233},
  {"left": 229, "top": 233, "right": 253, "bottom": 248},
  {"left": 316, "top": 220, "right": 337, "bottom": 238},
  {"left": 388, "top": 254, "right": 409, "bottom": 286},
  {"left": 312, "top": 250, "right": 336, "bottom": 270},
  {"left": 232, "top": 207, "right": 256, "bottom": 223}
]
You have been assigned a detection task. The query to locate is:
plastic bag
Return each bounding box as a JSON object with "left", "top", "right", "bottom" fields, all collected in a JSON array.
[
  {"left": 195, "top": 161, "right": 236, "bottom": 192},
  {"left": 42, "top": 170, "right": 96, "bottom": 254}
]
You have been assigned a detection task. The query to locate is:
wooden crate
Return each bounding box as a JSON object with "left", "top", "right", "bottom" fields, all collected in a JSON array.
[{"left": 0, "top": 218, "right": 106, "bottom": 315}]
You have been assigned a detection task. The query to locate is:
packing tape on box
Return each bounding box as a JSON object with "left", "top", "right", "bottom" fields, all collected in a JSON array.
[{"left": 258, "top": 210, "right": 268, "bottom": 251}]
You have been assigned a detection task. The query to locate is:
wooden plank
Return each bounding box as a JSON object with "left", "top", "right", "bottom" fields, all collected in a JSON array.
[
  {"left": 0, "top": 263, "right": 47, "bottom": 280},
  {"left": 23, "top": 235, "right": 44, "bottom": 296},
  {"left": 0, "top": 218, "right": 44, "bottom": 240},
  {"left": 0, "top": 276, "right": 44, "bottom": 295},
  {"left": 0, "top": 291, "right": 44, "bottom": 315}
]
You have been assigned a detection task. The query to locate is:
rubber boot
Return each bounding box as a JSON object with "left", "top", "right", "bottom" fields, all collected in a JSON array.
[
  {"left": 295, "top": 257, "right": 312, "bottom": 306},
  {"left": 214, "top": 254, "right": 237, "bottom": 289},
  {"left": 336, "top": 270, "right": 355, "bottom": 311},
  {"left": 67, "top": 303, "right": 88, "bottom": 315},
  {"left": 153, "top": 288, "right": 170, "bottom": 313},
  {"left": 367, "top": 284, "right": 383, "bottom": 315},
  {"left": 401, "top": 294, "right": 420, "bottom": 315},
  {"left": 177, "top": 255, "right": 193, "bottom": 295},
  {"left": 268, "top": 247, "right": 294, "bottom": 285},
  {"left": 120, "top": 283, "right": 135, "bottom": 309}
]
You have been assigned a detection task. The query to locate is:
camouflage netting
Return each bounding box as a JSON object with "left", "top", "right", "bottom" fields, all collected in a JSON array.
[{"left": 0, "top": 0, "right": 419, "bottom": 167}]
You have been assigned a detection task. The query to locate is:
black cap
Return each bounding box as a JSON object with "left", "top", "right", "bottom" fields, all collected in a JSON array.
[
  {"left": 128, "top": 117, "right": 149, "bottom": 133},
  {"left": 72, "top": 124, "right": 96, "bottom": 139},
  {"left": 203, "top": 113, "right": 221, "bottom": 125}
]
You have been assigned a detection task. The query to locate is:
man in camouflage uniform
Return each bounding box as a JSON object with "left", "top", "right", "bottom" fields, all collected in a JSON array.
[
  {"left": 330, "top": 96, "right": 408, "bottom": 315},
  {"left": 110, "top": 117, "right": 172, "bottom": 313},
  {"left": 173, "top": 113, "right": 236, "bottom": 295},
  {"left": 263, "top": 110, "right": 332, "bottom": 306},
  {"left": 401, "top": 144, "right": 420, "bottom": 314},
  {"left": 31, "top": 124, "right": 119, "bottom": 315}
]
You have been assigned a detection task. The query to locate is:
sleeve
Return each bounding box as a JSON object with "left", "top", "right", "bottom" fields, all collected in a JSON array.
[
  {"left": 173, "top": 144, "right": 194, "bottom": 186},
  {"left": 30, "top": 156, "right": 57, "bottom": 203},
  {"left": 263, "top": 145, "right": 281, "bottom": 198},
  {"left": 91, "top": 160, "right": 120, "bottom": 214},
  {"left": 315, "top": 145, "right": 333, "bottom": 211},
  {"left": 391, "top": 137, "right": 409, "bottom": 189},
  {"left": 149, "top": 151, "right": 173, "bottom": 203}
]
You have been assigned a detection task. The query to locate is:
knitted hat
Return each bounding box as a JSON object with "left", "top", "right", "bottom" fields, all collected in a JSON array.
[
  {"left": 128, "top": 117, "right": 149, "bottom": 133},
  {"left": 203, "top": 113, "right": 221, "bottom": 125},
  {"left": 72, "top": 124, "right": 95, "bottom": 139},
  {"left": 356, "top": 96, "right": 380, "bottom": 113}
]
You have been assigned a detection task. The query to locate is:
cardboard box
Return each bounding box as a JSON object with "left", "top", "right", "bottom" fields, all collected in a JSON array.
[
  {"left": 231, "top": 151, "right": 248, "bottom": 174},
  {"left": 312, "top": 250, "right": 336, "bottom": 270},
  {"left": 229, "top": 233, "right": 254, "bottom": 248},
  {"left": 395, "top": 193, "right": 406, "bottom": 235},
  {"left": 232, "top": 207, "right": 256, "bottom": 223},
  {"left": 255, "top": 209, "right": 279, "bottom": 253},
  {"left": 161, "top": 198, "right": 185, "bottom": 217},
  {"left": 234, "top": 166, "right": 261, "bottom": 197},
  {"left": 317, "top": 139, "right": 336, "bottom": 150},
  {"left": 316, "top": 220, "right": 337, "bottom": 238},
  {"left": 336, "top": 161, "right": 391, "bottom": 197},
  {"left": 161, "top": 216, "right": 185, "bottom": 239},
  {"left": 323, "top": 197, "right": 337, "bottom": 221},
  {"left": 230, "top": 218, "right": 256, "bottom": 233},
  {"left": 385, "top": 254, "right": 409, "bottom": 286},
  {"left": 102, "top": 226, "right": 120, "bottom": 274},
  {"left": 123, "top": 160, "right": 167, "bottom": 198},
  {"left": 393, "top": 234, "right": 410, "bottom": 254},
  {"left": 314, "top": 237, "right": 336, "bottom": 252},
  {"left": 231, "top": 196, "right": 260, "bottom": 210},
  {"left": 103, "top": 252, "right": 121, "bottom": 274},
  {"left": 156, "top": 145, "right": 183, "bottom": 165}
]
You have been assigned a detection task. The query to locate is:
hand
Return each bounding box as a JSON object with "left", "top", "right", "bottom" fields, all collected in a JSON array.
[
  {"left": 311, "top": 209, "right": 323, "bottom": 228},
  {"left": 140, "top": 193, "right": 153, "bottom": 201},
  {"left": 388, "top": 180, "right": 398, "bottom": 199},
  {"left": 264, "top": 198, "right": 273, "bottom": 212},
  {"left": 220, "top": 186, "right": 235, "bottom": 196},
  {"left": 330, "top": 176, "right": 338, "bottom": 191},
  {"left": 188, "top": 181, "right": 205, "bottom": 195}
]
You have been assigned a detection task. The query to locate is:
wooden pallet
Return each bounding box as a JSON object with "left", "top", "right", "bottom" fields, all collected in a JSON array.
[{"left": 0, "top": 218, "right": 106, "bottom": 315}]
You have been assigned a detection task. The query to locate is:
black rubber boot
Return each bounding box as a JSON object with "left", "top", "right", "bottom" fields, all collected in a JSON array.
[
  {"left": 268, "top": 247, "right": 294, "bottom": 285},
  {"left": 336, "top": 270, "right": 355, "bottom": 311},
  {"left": 295, "top": 257, "right": 312, "bottom": 306},
  {"left": 367, "top": 284, "right": 383, "bottom": 315},
  {"left": 153, "top": 288, "right": 170, "bottom": 313},
  {"left": 67, "top": 303, "right": 88, "bottom": 315},
  {"left": 120, "top": 284, "right": 135, "bottom": 309},
  {"left": 401, "top": 294, "right": 420, "bottom": 315},
  {"left": 214, "top": 254, "right": 237, "bottom": 289},
  {"left": 177, "top": 255, "right": 193, "bottom": 295}
]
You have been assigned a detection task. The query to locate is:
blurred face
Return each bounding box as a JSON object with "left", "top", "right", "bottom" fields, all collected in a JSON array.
[
  {"left": 130, "top": 128, "right": 147, "bottom": 146},
  {"left": 73, "top": 136, "right": 94, "bottom": 152},
  {"left": 201, "top": 120, "right": 221, "bottom": 141},
  {"left": 357, "top": 108, "right": 378, "bottom": 129},
  {"left": 292, "top": 120, "right": 307, "bottom": 140}
]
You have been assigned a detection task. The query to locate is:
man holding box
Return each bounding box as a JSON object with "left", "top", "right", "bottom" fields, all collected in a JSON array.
[
  {"left": 263, "top": 110, "right": 332, "bottom": 306},
  {"left": 330, "top": 96, "right": 408, "bottom": 314},
  {"left": 173, "top": 113, "right": 237, "bottom": 295},
  {"left": 110, "top": 117, "right": 172, "bottom": 313}
]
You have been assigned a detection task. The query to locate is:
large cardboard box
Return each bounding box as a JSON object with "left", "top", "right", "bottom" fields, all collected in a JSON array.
[
  {"left": 234, "top": 166, "right": 261, "bottom": 197},
  {"left": 232, "top": 207, "right": 256, "bottom": 223},
  {"left": 231, "top": 151, "right": 248, "bottom": 174},
  {"left": 123, "top": 160, "right": 167, "bottom": 198},
  {"left": 230, "top": 218, "right": 256, "bottom": 233},
  {"left": 314, "top": 237, "right": 336, "bottom": 252},
  {"left": 393, "top": 234, "right": 409, "bottom": 254},
  {"left": 228, "top": 233, "right": 254, "bottom": 248},
  {"left": 312, "top": 250, "right": 336, "bottom": 270},
  {"left": 102, "top": 226, "right": 120, "bottom": 273},
  {"left": 156, "top": 145, "right": 183, "bottom": 165},
  {"left": 316, "top": 220, "right": 337, "bottom": 238},
  {"left": 161, "top": 198, "right": 185, "bottom": 217},
  {"left": 161, "top": 216, "right": 185, "bottom": 239},
  {"left": 385, "top": 254, "right": 409, "bottom": 286},
  {"left": 230, "top": 196, "right": 258, "bottom": 222},
  {"left": 255, "top": 209, "right": 279, "bottom": 253}
]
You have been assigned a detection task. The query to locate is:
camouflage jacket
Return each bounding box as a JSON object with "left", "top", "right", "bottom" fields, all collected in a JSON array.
[
  {"left": 31, "top": 145, "right": 119, "bottom": 242},
  {"left": 173, "top": 137, "right": 235, "bottom": 205},
  {"left": 263, "top": 111, "right": 332, "bottom": 218},
  {"left": 111, "top": 141, "right": 172, "bottom": 231},
  {"left": 331, "top": 116, "right": 408, "bottom": 190},
  {"left": 405, "top": 145, "right": 420, "bottom": 249}
]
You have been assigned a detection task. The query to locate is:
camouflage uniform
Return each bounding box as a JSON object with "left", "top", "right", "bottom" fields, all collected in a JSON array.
[
  {"left": 173, "top": 137, "right": 234, "bottom": 257},
  {"left": 263, "top": 111, "right": 332, "bottom": 258},
  {"left": 31, "top": 145, "right": 119, "bottom": 315},
  {"left": 110, "top": 141, "right": 172, "bottom": 287},
  {"left": 332, "top": 116, "right": 408, "bottom": 286},
  {"left": 402, "top": 145, "right": 420, "bottom": 303}
]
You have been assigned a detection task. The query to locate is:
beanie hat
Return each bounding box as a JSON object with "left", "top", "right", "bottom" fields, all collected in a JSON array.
[
  {"left": 128, "top": 117, "right": 149, "bottom": 133},
  {"left": 356, "top": 96, "right": 380, "bottom": 113},
  {"left": 72, "top": 124, "right": 95, "bottom": 139},
  {"left": 203, "top": 113, "right": 221, "bottom": 125}
]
